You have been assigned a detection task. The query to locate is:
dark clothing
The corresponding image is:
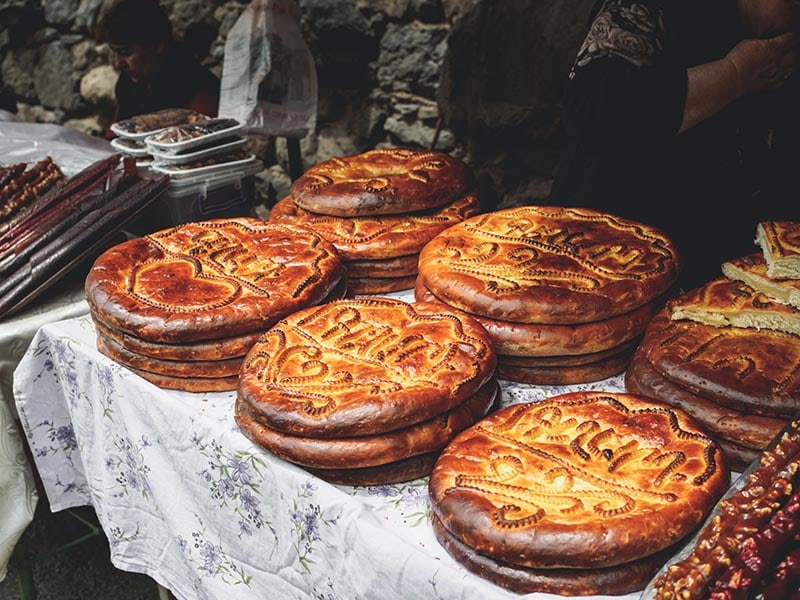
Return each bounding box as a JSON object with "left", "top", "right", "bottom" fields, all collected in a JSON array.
[
  {"left": 113, "top": 43, "right": 220, "bottom": 122},
  {"left": 548, "top": 0, "right": 800, "bottom": 291}
]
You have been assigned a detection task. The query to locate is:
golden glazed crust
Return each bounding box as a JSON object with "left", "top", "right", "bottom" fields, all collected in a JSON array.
[
  {"left": 290, "top": 148, "right": 473, "bottom": 217},
  {"left": 269, "top": 192, "right": 479, "bottom": 260},
  {"left": 235, "top": 378, "right": 499, "bottom": 469},
  {"left": 431, "top": 513, "right": 672, "bottom": 597},
  {"left": 497, "top": 338, "right": 639, "bottom": 368},
  {"left": 345, "top": 253, "right": 419, "bottom": 278},
  {"left": 640, "top": 310, "right": 800, "bottom": 418},
  {"left": 417, "top": 206, "right": 679, "bottom": 324},
  {"left": 347, "top": 274, "right": 417, "bottom": 295},
  {"left": 624, "top": 348, "right": 785, "bottom": 450},
  {"left": 85, "top": 218, "right": 345, "bottom": 344},
  {"left": 238, "top": 297, "right": 497, "bottom": 437},
  {"left": 307, "top": 451, "right": 440, "bottom": 486},
  {"left": 415, "top": 279, "right": 658, "bottom": 356},
  {"left": 429, "top": 391, "right": 729, "bottom": 570},
  {"left": 755, "top": 220, "right": 800, "bottom": 279}
]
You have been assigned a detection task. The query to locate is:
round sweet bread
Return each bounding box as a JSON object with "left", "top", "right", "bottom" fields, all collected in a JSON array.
[
  {"left": 307, "top": 451, "right": 440, "bottom": 486},
  {"left": 625, "top": 347, "right": 786, "bottom": 450},
  {"left": 639, "top": 310, "right": 800, "bottom": 418},
  {"left": 346, "top": 253, "right": 419, "bottom": 278},
  {"left": 497, "top": 338, "right": 639, "bottom": 368},
  {"left": 495, "top": 347, "right": 633, "bottom": 385},
  {"left": 269, "top": 192, "right": 479, "bottom": 259},
  {"left": 238, "top": 297, "right": 497, "bottom": 438},
  {"left": 234, "top": 378, "right": 499, "bottom": 469},
  {"left": 431, "top": 513, "right": 672, "bottom": 596},
  {"left": 85, "top": 218, "right": 345, "bottom": 344},
  {"left": 96, "top": 332, "right": 242, "bottom": 378},
  {"left": 92, "top": 315, "right": 261, "bottom": 361},
  {"left": 415, "top": 279, "right": 657, "bottom": 356},
  {"left": 417, "top": 205, "right": 679, "bottom": 324},
  {"left": 114, "top": 362, "right": 239, "bottom": 392},
  {"left": 429, "top": 391, "right": 729, "bottom": 570},
  {"left": 348, "top": 274, "right": 418, "bottom": 295},
  {"left": 290, "top": 148, "right": 473, "bottom": 217}
]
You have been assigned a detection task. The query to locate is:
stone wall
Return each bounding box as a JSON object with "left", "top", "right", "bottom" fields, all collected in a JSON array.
[{"left": 0, "top": 0, "right": 594, "bottom": 210}]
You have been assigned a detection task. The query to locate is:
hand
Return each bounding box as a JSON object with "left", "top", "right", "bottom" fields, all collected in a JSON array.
[{"left": 726, "top": 31, "right": 800, "bottom": 97}]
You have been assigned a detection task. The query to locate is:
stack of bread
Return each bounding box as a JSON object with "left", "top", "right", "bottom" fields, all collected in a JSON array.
[
  {"left": 235, "top": 297, "right": 498, "bottom": 485},
  {"left": 626, "top": 220, "right": 800, "bottom": 470},
  {"left": 415, "top": 205, "right": 679, "bottom": 385},
  {"left": 85, "top": 217, "right": 346, "bottom": 392},
  {"left": 429, "top": 390, "right": 730, "bottom": 596},
  {"left": 267, "top": 147, "right": 478, "bottom": 294}
]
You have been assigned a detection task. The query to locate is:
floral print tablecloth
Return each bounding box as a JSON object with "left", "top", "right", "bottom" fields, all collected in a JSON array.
[{"left": 13, "top": 312, "right": 637, "bottom": 600}]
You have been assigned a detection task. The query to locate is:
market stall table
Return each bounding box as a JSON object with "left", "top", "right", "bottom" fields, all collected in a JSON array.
[{"left": 14, "top": 301, "right": 649, "bottom": 600}]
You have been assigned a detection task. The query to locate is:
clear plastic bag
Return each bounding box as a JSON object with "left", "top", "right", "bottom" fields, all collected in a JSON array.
[{"left": 218, "top": 0, "right": 317, "bottom": 138}]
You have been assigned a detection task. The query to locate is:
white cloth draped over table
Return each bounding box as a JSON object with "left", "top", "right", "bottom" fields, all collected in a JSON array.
[
  {"left": 11, "top": 303, "right": 645, "bottom": 600},
  {"left": 0, "top": 279, "right": 89, "bottom": 581}
]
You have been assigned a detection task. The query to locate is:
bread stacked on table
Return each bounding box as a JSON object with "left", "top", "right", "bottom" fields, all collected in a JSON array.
[
  {"left": 235, "top": 296, "right": 498, "bottom": 485},
  {"left": 626, "top": 220, "right": 800, "bottom": 470},
  {"left": 429, "top": 391, "right": 730, "bottom": 596},
  {"left": 415, "top": 205, "right": 679, "bottom": 385},
  {"left": 85, "top": 217, "right": 346, "bottom": 392},
  {"left": 267, "top": 147, "right": 478, "bottom": 294}
]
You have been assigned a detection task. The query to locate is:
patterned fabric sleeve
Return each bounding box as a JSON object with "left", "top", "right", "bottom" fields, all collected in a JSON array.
[{"left": 562, "top": 0, "right": 686, "bottom": 140}]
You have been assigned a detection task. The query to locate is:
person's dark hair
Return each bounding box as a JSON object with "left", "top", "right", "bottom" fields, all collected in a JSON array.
[{"left": 95, "top": 0, "right": 173, "bottom": 45}]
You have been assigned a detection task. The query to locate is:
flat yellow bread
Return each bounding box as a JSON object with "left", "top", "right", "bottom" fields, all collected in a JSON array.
[
  {"left": 670, "top": 277, "right": 800, "bottom": 335},
  {"left": 755, "top": 220, "right": 800, "bottom": 279},
  {"left": 417, "top": 206, "right": 679, "bottom": 324},
  {"left": 415, "top": 278, "right": 658, "bottom": 356},
  {"left": 290, "top": 148, "right": 473, "bottom": 217},
  {"left": 235, "top": 378, "right": 499, "bottom": 469},
  {"left": 238, "top": 297, "right": 497, "bottom": 437},
  {"left": 429, "top": 391, "right": 729, "bottom": 570},
  {"left": 639, "top": 310, "right": 800, "bottom": 419},
  {"left": 431, "top": 513, "right": 674, "bottom": 597},
  {"left": 268, "top": 192, "right": 479, "bottom": 259},
  {"left": 85, "top": 218, "right": 345, "bottom": 343},
  {"left": 722, "top": 253, "right": 800, "bottom": 309}
]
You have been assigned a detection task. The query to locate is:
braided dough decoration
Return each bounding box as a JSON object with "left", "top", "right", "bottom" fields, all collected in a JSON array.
[{"left": 290, "top": 148, "right": 472, "bottom": 217}]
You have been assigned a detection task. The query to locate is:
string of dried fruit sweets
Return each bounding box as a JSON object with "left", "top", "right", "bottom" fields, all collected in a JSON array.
[
  {"left": 652, "top": 421, "right": 800, "bottom": 599},
  {"left": 709, "top": 486, "right": 800, "bottom": 599}
]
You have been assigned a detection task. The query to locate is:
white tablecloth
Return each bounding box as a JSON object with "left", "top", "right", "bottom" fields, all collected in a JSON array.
[
  {"left": 0, "top": 279, "right": 88, "bottom": 581},
  {"left": 13, "top": 311, "right": 642, "bottom": 600}
]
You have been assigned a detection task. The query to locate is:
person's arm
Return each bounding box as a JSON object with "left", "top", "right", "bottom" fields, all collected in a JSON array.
[{"left": 680, "top": 32, "right": 800, "bottom": 133}]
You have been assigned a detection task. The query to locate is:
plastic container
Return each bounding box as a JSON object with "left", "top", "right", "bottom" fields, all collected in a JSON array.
[{"left": 149, "top": 137, "right": 246, "bottom": 165}]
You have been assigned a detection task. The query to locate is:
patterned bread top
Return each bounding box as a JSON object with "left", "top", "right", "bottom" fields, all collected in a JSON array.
[
  {"left": 755, "top": 220, "right": 800, "bottom": 279},
  {"left": 237, "top": 297, "right": 497, "bottom": 438},
  {"left": 429, "top": 391, "right": 729, "bottom": 570},
  {"left": 640, "top": 309, "right": 800, "bottom": 418},
  {"left": 85, "top": 218, "right": 345, "bottom": 343},
  {"left": 268, "top": 192, "right": 480, "bottom": 259},
  {"left": 290, "top": 147, "right": 473, "bottom": 217},
  {"left": 417, "top": 205, "right": 679, "bottom": 324}
]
